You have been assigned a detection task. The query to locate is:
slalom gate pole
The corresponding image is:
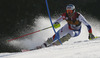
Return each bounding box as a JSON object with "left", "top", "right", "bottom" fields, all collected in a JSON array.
[
  {"left": 7, "top": 26, "right": 52, "bottom": 42},
  {"left": 45, "top": 0, "right": 62, "bottom": 44}
]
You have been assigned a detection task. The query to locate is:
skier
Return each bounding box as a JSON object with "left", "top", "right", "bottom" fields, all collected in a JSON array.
[{"left": 36, "top": 4, "right": 95, "bottom": 49}]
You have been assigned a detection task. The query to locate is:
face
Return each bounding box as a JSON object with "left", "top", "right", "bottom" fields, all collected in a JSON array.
[{"left": 66, "top": 10, "right": 74, "bottom": 17}]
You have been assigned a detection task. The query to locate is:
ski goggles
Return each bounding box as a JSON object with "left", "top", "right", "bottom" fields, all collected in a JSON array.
[{"left": 66, "top": 10, "right": 73, "bottom": 13}]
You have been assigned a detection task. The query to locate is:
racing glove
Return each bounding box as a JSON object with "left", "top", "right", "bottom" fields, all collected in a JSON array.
[
  {"left": 53, "top": 22, "right": 60, "bottom": 29},
  {"left": 88, "top": 33, "right": 95, "bottom": 40}
]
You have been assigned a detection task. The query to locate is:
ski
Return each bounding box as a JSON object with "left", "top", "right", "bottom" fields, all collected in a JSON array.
[{"left": 90, "top": 36, "right": 100, "bottom": 40}]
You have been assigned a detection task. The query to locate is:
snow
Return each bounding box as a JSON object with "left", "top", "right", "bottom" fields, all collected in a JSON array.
[
  {"left": 0, "top": 16, "right": 100, "bottom": 58},
  {"left": 1, "top": 39, "right": 100, "bottom": 58}
]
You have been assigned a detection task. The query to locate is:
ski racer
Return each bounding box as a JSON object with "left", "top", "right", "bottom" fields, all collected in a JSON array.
[{"left": 36, "top": 4, "right": 95, "bottom": 49}]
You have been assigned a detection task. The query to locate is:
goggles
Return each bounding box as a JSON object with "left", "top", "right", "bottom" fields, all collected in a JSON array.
[{"left": 66, "top": 10, "right": 73, "bottom": 13}]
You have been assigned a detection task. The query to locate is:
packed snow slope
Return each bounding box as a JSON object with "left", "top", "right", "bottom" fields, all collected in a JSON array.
[
  {"left": 0, "top": 16, "right": 100, "bottom": 58},
  {"left": 1, "top": 38, "right": 100, "bottom": 58}
]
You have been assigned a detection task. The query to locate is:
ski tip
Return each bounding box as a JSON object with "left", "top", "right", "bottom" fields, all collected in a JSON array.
[
  {"left": 95, "top": 36, "right": 100, "bottom": 39},
  {"left": 21, "top": 49, "right": 30, "bottom": 52},
  {"left": 89, "top": 36, "right": 100, "bottom": 40}
]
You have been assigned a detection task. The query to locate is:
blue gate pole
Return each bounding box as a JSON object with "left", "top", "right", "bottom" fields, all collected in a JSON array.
[{"left": 45, "top": 0, "right": 62, "bottom": 44}]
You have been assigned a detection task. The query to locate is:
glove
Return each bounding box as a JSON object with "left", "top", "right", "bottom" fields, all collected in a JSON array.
[
  {"left": 53, "top": 22, "right": 60, "bottom": 29},
  {"left": 88, "top": 33, "right": 95, "bottom": 40}
]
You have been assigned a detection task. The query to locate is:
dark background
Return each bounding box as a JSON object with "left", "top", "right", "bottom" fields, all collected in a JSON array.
[{"left": 0, "top": 0, "right": 100, "bottom": 52}]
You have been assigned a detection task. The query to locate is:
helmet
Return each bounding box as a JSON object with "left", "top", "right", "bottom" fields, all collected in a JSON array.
[{"left": 66, "top": 4, "right": 75, "bottom": 13}]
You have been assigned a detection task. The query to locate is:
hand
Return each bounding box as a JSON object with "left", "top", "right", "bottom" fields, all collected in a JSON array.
[
  {"left": 88, "top": 33, "right": 95, "bottom": 40},
  {"left": 53, "top": 22, "right": 60, "bottom": 28}
]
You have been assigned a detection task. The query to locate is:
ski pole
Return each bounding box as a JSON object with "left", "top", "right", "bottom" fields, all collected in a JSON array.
[{"left": 7, "top": 26, "right": 52, "bottom": 42}]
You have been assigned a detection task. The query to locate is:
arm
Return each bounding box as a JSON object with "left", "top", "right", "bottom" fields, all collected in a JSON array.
[
  {"left": 53, "top": 16, "right": 64, "bottom": 24},
  {"left": 53, "top": 13, "right": 66, "bottom": 28},
  {"left": 78, "top": 13, "right": 95, "bottom": 39},
  {"left": 53, "top": 13, "right": 66, "bottom": 24},
  {"left": 52, "top": 16, "right": 64, "bottom": 29},
  {"left": 78, "top": 14, "right": 92, "bottom": 33}
]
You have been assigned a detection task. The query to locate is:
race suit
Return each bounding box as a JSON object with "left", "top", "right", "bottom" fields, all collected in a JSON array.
[{"left": 45, "top": 12, "right": 92, "bottom": 46}]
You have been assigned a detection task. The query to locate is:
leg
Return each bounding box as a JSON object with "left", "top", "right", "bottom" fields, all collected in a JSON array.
[
  {"left": 47, "top": 25, "right": 81, "bottom": 45},
  {"left": 54, "top": 33, "right": 71, "bottom": 45},
  {"left": 36, "top": 24, "right": 81, "bottom": 49},
  {"left": 46, "top": 24, "right": 71, "bottom": 45},
  {"left": 69, "top": 30, "right": 81, "bottom": 37}
]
